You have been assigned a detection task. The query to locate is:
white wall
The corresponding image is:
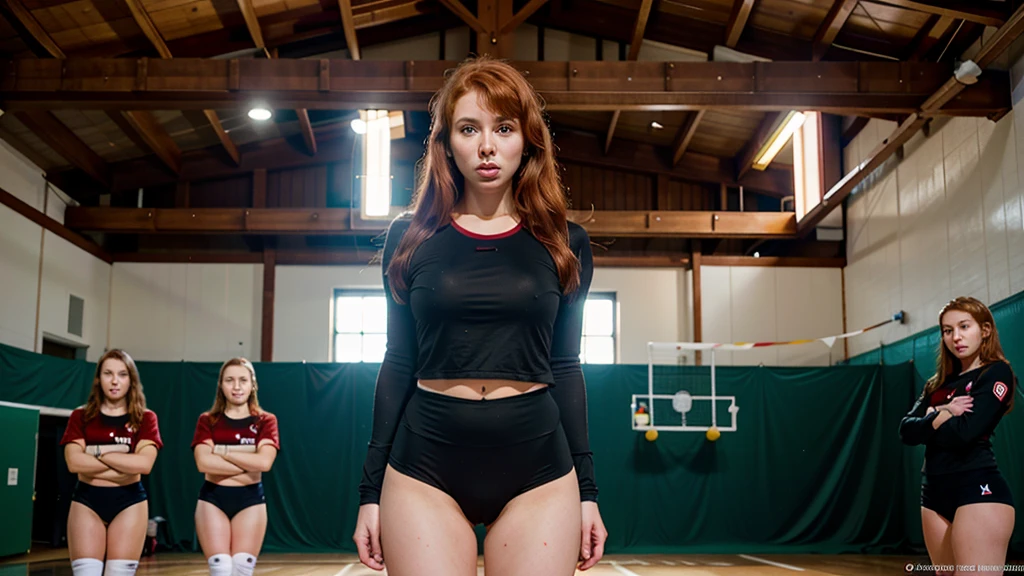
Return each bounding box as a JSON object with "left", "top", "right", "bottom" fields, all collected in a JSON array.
[
  {"left": 108, "top": 264, "right": 262, "bottom": 362},
  {"left": 0, "top": 141, "right": 112, "bottom": 360},
  {"left": 843, "top": 56, "right": 1024, "bottom": 357},
  {"left": 274, "top": 265, "right": 381, "bottom": 362},
  {"left": 592, "top": 267, "right": 690, "bottom": 364},
  {"left": 700, "top": 266, "right": 845, "bottom": 366}
]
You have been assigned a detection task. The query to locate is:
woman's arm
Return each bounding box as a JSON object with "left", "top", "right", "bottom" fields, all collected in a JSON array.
[
  {"left": 221, "top": 444, "right": 278, "bottom": 473},
  {"left": 194, "top": 443, "right": 247, "bottom": 475},
  {"left": 64, "top": 442, "right": 113, "bottom": 475},
  {"left": 548, "top": 222, "right": 599, "bottom": 502},
  {"left": 99, "top": 444, "right": 158, "bottom": 475},
  {"left": 359, "top": 217, "right": 420, "bottom": 506},
  {"left": 898, "top": 393, "right": 939, "bottom": 445},
  {"left": 932, "top": 364, "right": 1014, "bottom": 448},
  {"left": 90, "top": 468, "right": 135, "bottom": 482}
]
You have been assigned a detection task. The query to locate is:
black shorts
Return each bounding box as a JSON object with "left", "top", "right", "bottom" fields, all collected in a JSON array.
[
  {"left": 922, "top": 468, "right": 1015, "bottom": 523},
  {"left": 388, "top": 386, "right": 574, "bottom": 526},
  {"left": 71, "top": 481, "right": 147, "bottom": 525},
  {"left": 198, "top": 481, "right": 266, "bottom": 520}
]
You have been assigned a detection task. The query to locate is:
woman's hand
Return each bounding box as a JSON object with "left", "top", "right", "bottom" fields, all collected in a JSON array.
[
  {"left": 578, "top": 501, "right": 608, "bottom": 570},
  {"left": 944, "top": 395, "right": 974, "bottom": 417},
  {"left": 353, "top": 504, "right": 385, "bottom": 571}
]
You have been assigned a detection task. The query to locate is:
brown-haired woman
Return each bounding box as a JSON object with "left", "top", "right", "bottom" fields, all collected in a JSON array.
[
  {"left": 61, "top": 349, "right": 163, "bottom": 576},
  {"left": 900, "top": 297, "right": 1017, "bottom": 575},
  {"left": 191, "top": 358, "right": 280, "bottom": 576},
  {"left": 353, "top": 55, "right": 607, "bottom": 575}
]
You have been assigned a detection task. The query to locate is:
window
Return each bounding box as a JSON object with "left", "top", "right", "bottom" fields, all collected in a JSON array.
[
  {"left": 332, "top": 289, "right": 388, "bottom": 363},
  {"left": 331, "top": 289, "right": 618, "bottom": 364},
  {"left": 581, "top": 293, "right": 617, "bottom": 364}
]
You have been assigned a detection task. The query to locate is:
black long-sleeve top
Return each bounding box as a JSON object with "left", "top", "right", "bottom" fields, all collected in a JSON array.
[
  {"left": 358, "top": 216, "right": 598, "bottom": 505},
  {"left": 899, "top": 360, "right": 1015, "bottom": 476}
]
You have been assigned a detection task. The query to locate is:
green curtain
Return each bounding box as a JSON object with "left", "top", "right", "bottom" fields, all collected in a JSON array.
[
  {"left": 846, "top": 290, "right": 1024, "bottom": 553},
  {"left": 0, "top": 342, "right": 938, "bottom": 554}
]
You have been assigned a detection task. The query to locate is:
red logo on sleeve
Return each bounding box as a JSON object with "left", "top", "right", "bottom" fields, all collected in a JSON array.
[{"left": 993, "top": 382, "right": 1008, "bottom": 402}]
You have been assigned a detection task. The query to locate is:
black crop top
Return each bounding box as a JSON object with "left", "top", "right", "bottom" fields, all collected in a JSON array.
[
  {"left": 899, "top": 360, "right": 1016, "bottom": 476},
  {"left": 358, "top": 215, "right": 598, "bottom": 505}
]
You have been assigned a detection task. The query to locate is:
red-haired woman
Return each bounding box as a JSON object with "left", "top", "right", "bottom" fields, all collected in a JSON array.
[
  {"left": 192, "top": 358, "right": 280, "bottom": 576},
  {"left": 352, "top": 56, "right": 607, "bottom": 575},
  {"left": 900, "top": 297, "right": 1017, "bottom": 575},
  {"left": 61, "top": 349, "right": 163, "bottom": 576}
]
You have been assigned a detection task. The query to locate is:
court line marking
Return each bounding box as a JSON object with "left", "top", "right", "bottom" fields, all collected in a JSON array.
[
  {"left": 333, "top": 564, "right": 360, "bottom": 576},
  {"left": 739, "top": 554, "right": 806, "bottom": 572},
  {"left": 609, "top": 561, "right": 643, "bottom": 576}
]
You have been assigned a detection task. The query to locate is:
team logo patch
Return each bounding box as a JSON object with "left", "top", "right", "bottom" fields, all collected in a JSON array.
[
  {"left": 981, "top": 484, "right": 992, "bottom": 496},
  {"left": 250, "top": 423, "right": 259, "bottom": 435},
  {"left": 993, "top": 381, "right": 1008, "bottom": 402},
  {"left": 966, "top": 381, "right": 973, "bottom": 393}
]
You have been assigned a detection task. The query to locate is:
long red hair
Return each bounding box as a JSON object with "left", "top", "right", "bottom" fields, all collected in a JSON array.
[
  {"left": 925, "top": 296, "right": 1014, "bottom": 412},
  {"left": 386, "top": 56, "right": 580, "bottom": 302},
  {"left": 208, "top": 357, "right": 263, "bottom": 425},
  {"left": 83, "top": 349, "right": 147, "bottom": 431}
]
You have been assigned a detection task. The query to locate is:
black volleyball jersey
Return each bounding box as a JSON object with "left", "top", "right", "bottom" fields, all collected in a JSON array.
[
  {"left": 899, "top": 361, "right": 1016, "bottom": 476},
  {"left": 358, "top": 215, "right": 598, "bottom": 505}
]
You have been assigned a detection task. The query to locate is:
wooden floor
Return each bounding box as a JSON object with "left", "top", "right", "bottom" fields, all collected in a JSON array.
[{"left": 0, "top": 551, "right": 942, "bottom": 575}]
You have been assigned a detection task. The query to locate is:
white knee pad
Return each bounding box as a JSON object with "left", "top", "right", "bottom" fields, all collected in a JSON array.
[
  {"left": 231, "top": 553, "right": 257, "bottom": 576},
  {"left": 102, "top": 560, "right": 138, "bottom": 576},
  {"left": 208, "top": 553, "right": 232, "bottom": 576},
  {"left": 71, "top": 558, "right": 103, "bottom": 576}
]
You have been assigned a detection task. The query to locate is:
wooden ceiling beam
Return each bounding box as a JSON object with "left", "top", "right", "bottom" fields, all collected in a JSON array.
[
  {"left": 0, "top": 1, "right": 64, "bottom": 58},
  {"left": 799, "top": 0, "right": 1024, "bottom": 235},
  {"left": 15, "top": 112, "right": 110, "bottom": 187},
  {"left": 124, "top": 0, "right": 239, "bottom": 167},
  {"left": 812, "top": 0, "right": 859, "bottom": 61},
  {"left": 0, "top": 186, "right": 111, "bottom": 263},
  {"left": 555, "top": 129, "right": 793, "bottom": 197},
  {"left": 236, "top": 0, "right": 267, "bottom": 49},
  {"left": 338, "top": 0, "right": 362, "bottom": 60},
  {"left": 627, "top": 0, "right": 655, "bottom": 60},
  {"left": 107, "top": 111, "right": 182, "bottom": 175},
  {"left": 297, "top": 109, "right": 318, "bottom": 156},
  {"left": 499, "top": 0, "right": 549, "bottom": 35},
  {"left": 733, "top": 112, "right": 782, "bottom": 181},
  {"left": 867, "top": 0, "right": 1005, "bottom": 27},
  {"left": 907, "top": 15, "right": 956, "bottom": 61},
  {"left": 604, "top": 110, "right": 621, "bottom": 154},
  {"left": 1, "top": 60, "right": 1008, "bottom": 117},
  {"left": 724, "top": 0, "right": 757, "bottom": 48},
  {"left": 65, "top": 207, "right": 797, "bottom": 239},
  {"left": 436, "top": 0, "right": 490, "bottom": 33},
  {"left": 671, "top": 110, "right": 705, "bottom": 167}
]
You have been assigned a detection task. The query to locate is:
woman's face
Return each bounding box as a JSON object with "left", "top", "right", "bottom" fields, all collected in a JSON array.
[
  {"left": 449, "top": 90, "right": 525, "bottom": 195},
  {"left": 99, "top": 358, "right": 130, "bottom": 403},
  {"left": 221, "top": 365, "right": 254, "bottom": 407},
  {"left": 941, "top": 309, "right": 988, "bottom": 362}
]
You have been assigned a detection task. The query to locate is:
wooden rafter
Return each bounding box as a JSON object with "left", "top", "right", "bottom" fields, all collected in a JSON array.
[
  {"left": 799, "top": 0, "right": 1024, "bottom": 235},
  {"left": 671, "top": 110, "right": 705, "bottom": 167},
  {"left": 870, "top": 0, "right": 1005, "bottom": 27},
  {"left": 107, "top": 111, "right": 182, "bottom": 175},
  {"left": 123, "top": 0, "right": 239, "bottom": 167},
  {"left": 724, "top": 0, "right": 757, "bottom": 48},
  {"left": 236, "top": 0, "right": 267, "bottom": 49},
  {"left": 2, "top": 60, "right": 1006, "bottom": 117},
  {"left": 338, "top": 0, "right": 362, "bottom": 60},
  {"left": 15, "top": 112, "right": 110, "bottom": 187},
  {"left": 604, "top": 111, "right": 621, "bottom": 154},
  {"left": 499, "top": 0, "right": 550, "bottom": 35},
  {"left": 64, "top": 208, "right": 797, "bottom": 239},
  {"left": 812, "top": 0, "right": 859, "bottom": 61},
  {"left": 627, "top": 0, "right": 656, "bottom": 60},
  {"left": 734, "top": 112, "right": 782, "bottom": 180},
  {"left": 297, "top": 109, "right": 318, "bottom": 156},
  {"left": 2, "top": 0, "right": 64, "bottom": 58},
  {"left": 436, "top": 0, "right": 489, "bottom": 33},
  {"left": 907, "top": 15, "right": 957, "bottom": 60},
  {"left": 0, "top": 186, "right": 110, "bottom": 263}
]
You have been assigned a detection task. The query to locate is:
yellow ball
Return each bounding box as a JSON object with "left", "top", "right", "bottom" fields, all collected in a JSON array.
[
  {"left": 706, "top": 427, "right": 721, "bottom": 442},
  {"left": 644, "top": 429, "right": 659, "bottom": 442}
]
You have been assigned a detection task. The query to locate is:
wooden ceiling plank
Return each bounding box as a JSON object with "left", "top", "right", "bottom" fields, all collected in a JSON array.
[
  {"left": 866, "top": 0, "right": 1005, "bottom": 27},
  {"left": 3, "top": 0, "right": 65, "bottom": 58},
  {"left": 15, "top": 111, "right": 110, "bottom": 187},
  {"left": 812, "top": 0, "right": 859, "bottom": 61}
]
